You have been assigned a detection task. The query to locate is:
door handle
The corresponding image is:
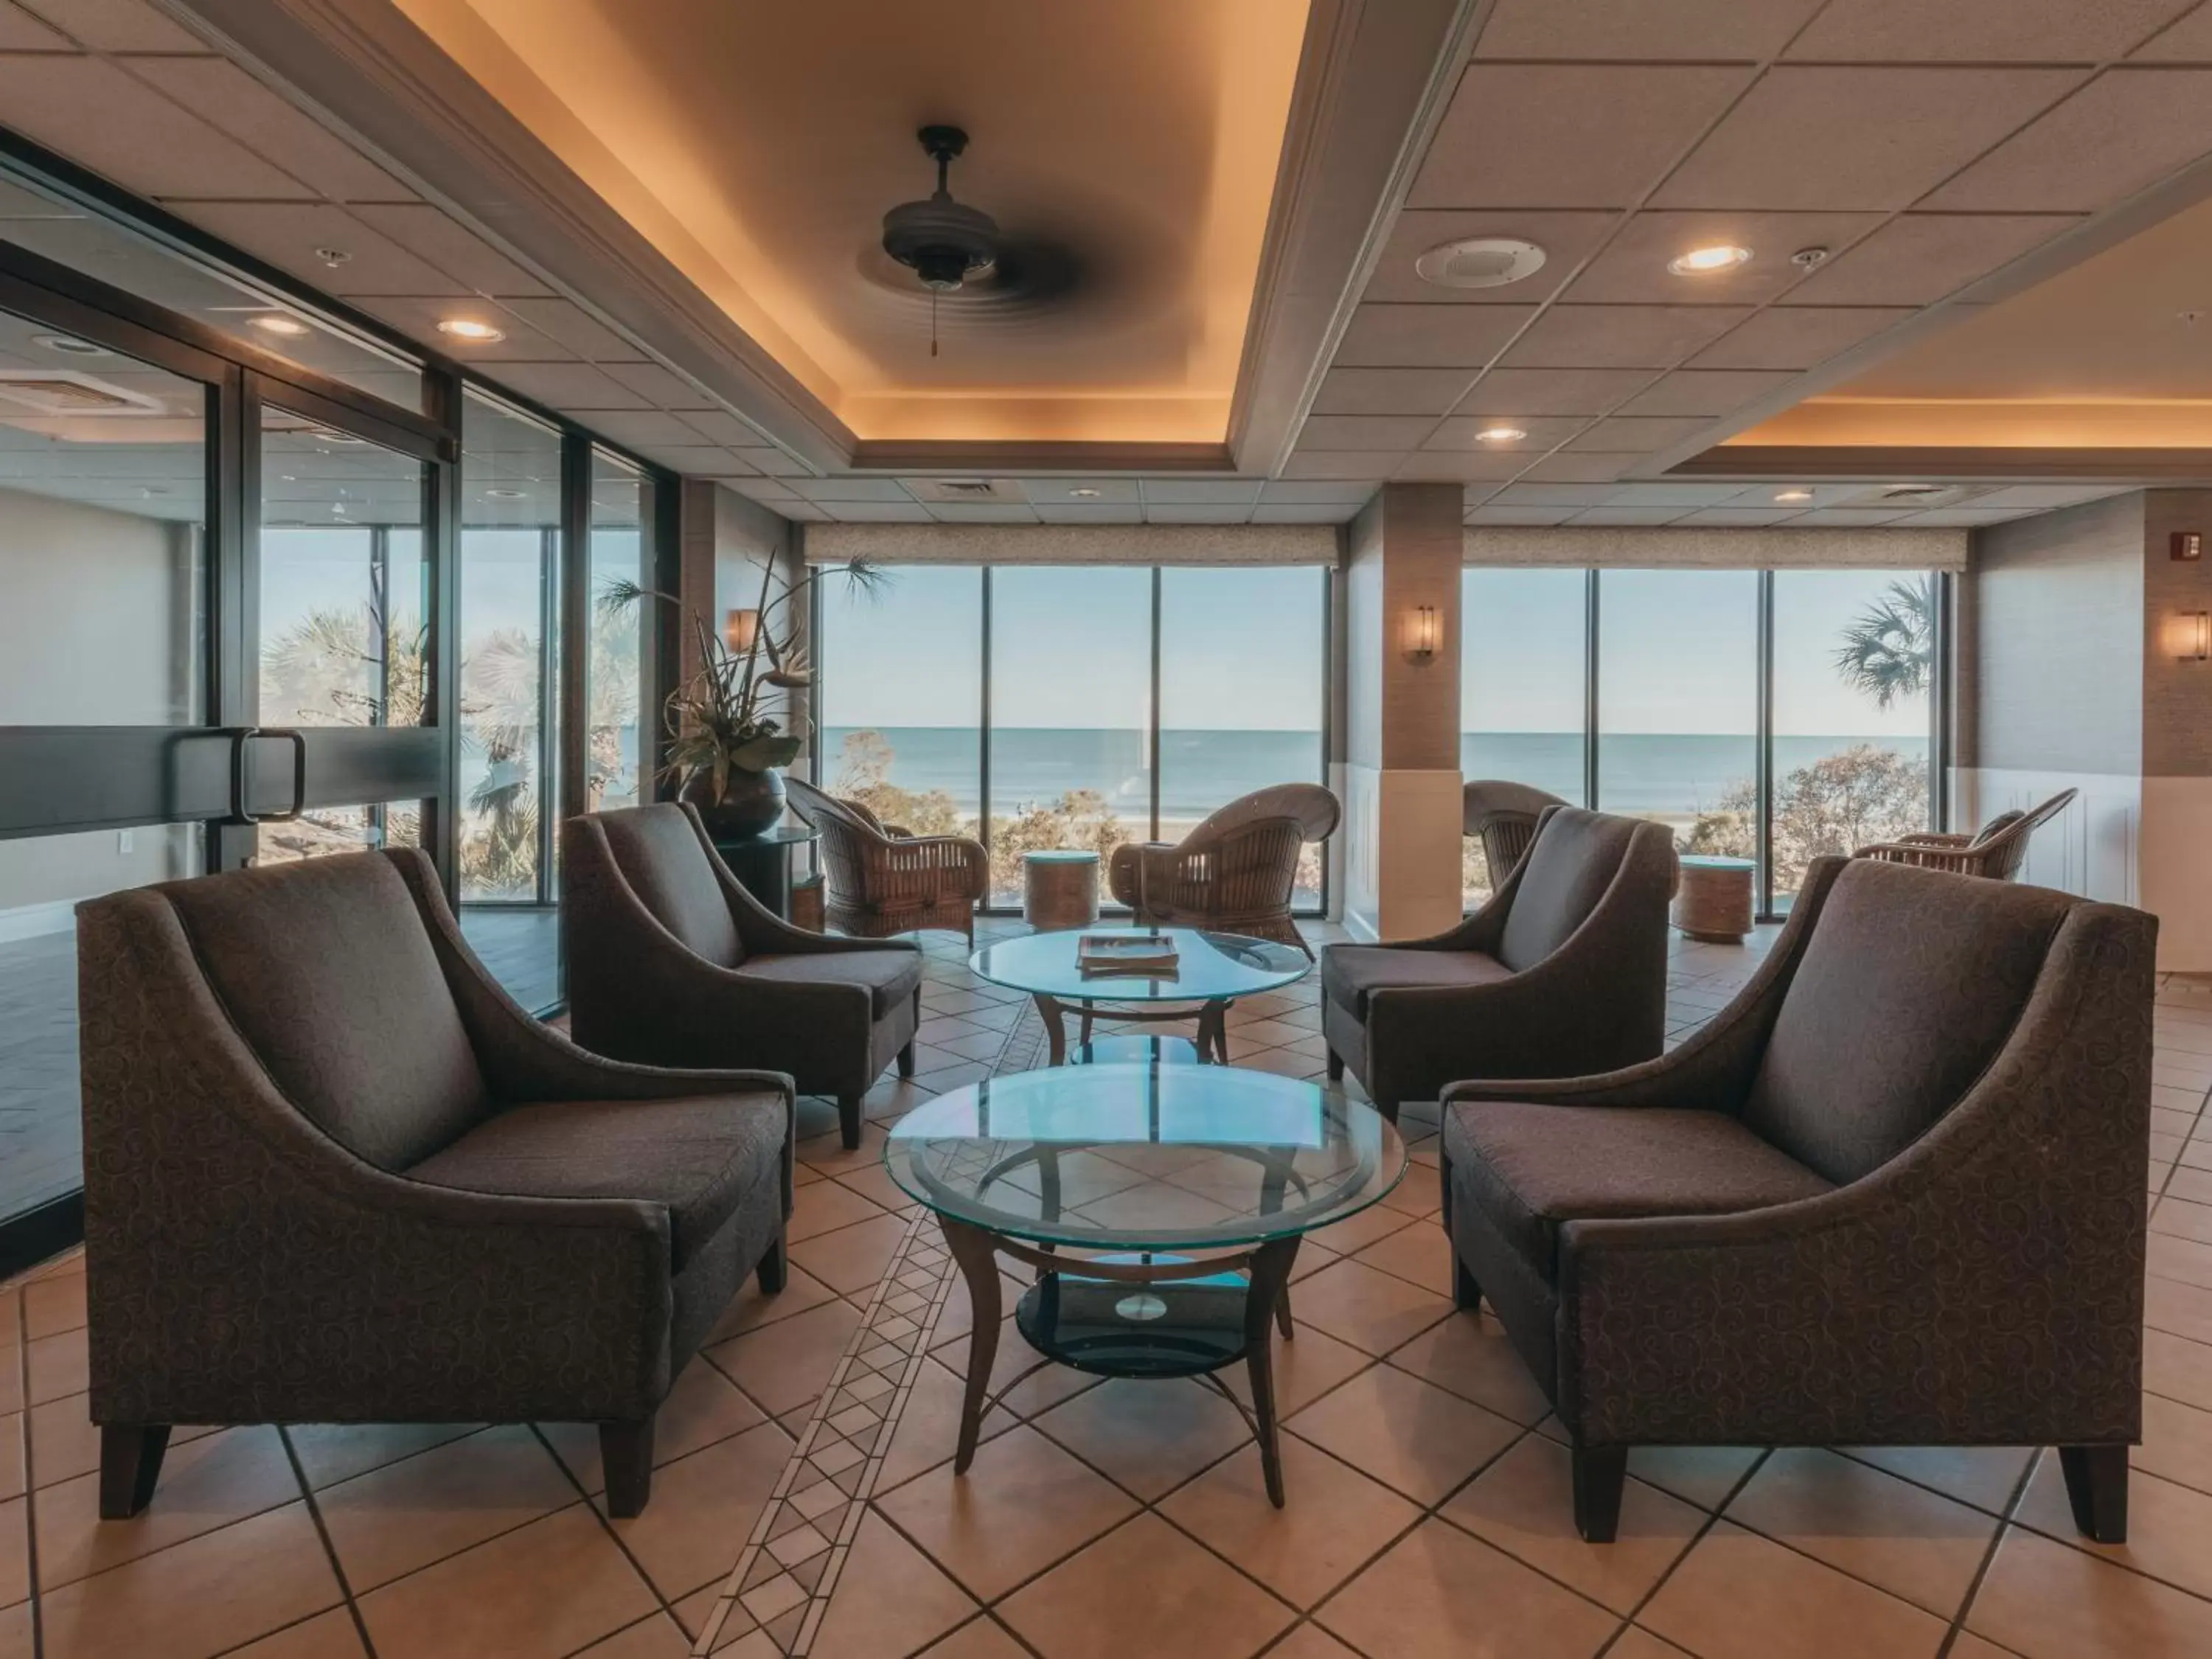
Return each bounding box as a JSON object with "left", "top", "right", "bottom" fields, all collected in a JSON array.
[{"left": 223, "top": 727, "right": 309, "bottom": 824}]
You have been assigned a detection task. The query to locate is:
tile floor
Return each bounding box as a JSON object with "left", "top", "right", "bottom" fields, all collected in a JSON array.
[{"left": 6, "top": 917, "right": 2212, "bottom": 1659}]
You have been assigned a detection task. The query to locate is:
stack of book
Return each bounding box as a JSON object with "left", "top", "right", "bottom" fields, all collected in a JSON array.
[{"left": 1076, "top": 932, "right": 1181, "bottom": 978}]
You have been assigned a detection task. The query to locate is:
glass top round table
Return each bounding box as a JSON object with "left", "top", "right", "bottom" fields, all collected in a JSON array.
[
  {"left": 886, "top": 1062, "right": 1405, "bottom": 1506},
  {"left": 969, "top": 925, "right": 1313, "bottom": 1067}
]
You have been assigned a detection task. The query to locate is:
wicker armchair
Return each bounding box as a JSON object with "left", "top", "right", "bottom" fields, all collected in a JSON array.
[
  {"left": 1855, "top": 788, "right": 2076, "bottom": 882},
  {"left": 785, "top": 774, "right": 987, "bottom": 943},
  {"left": 1464, "top": 779, "right": 1569, "bottom": 888},
  {"left": 1107, "top": 783, "right": 1340, "bottom": 957}
]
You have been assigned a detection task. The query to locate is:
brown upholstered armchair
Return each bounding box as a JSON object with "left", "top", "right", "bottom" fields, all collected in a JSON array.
[
  {"left": 78, "top": 849, "right": 793, "bottom": 1522},
  {"left": 1439, "top": 855, "right": 2153, "bottom": 1545},
  {"left": 1321, "top": 807, "right": 1676, "bottom": 1120},
  {"left": 1463, "top": 779, "right": 1568, "bottom": 890},
  {"left": 566, "top": 802, "right": 923, "bottom": 1150},
  {"left": 1855, "top": 787, "right": 2076, "bottom": 881},
  {"left": 1107, "top": 783, "right": 1340, "bottom": 956},
  {"left": 785, "top": 774, "right": 987, "bottom": 943}
]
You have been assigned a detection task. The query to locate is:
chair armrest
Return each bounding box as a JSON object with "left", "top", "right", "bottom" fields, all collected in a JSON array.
[{"left": 702, "top": 825, "right": 924, "bottom": 957}]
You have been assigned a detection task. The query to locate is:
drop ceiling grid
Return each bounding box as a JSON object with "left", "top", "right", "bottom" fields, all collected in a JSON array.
[
  {"left": 1298, "top": 0, "right": 2212, "bottom": 518},
  {"left": 0, "top": 4, "right": 813, "bottom": 481}
]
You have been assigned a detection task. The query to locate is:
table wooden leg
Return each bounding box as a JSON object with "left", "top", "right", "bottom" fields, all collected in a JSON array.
[
  {"left": 1034, "top": 993, "right": 1068, "bottom": 1065},
  {"left": 1242, "top": 1237, "right": 1301, "bottom": 1507},
  {"left": 1197, "top": 1000, "right": 1230, "bottom": 1063},
  {"left": 939, "top": 1217, "right": 1002, "bottom": 1475}
]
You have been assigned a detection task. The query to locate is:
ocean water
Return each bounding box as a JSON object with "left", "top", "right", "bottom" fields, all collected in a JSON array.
[{"left": 819, "top": 726, "right": 1930, "bottom": 827}]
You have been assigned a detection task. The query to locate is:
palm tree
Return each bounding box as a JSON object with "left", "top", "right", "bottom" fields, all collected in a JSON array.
[{"left": 1833, "top": 577, "right": 1935, "bottom": 710}]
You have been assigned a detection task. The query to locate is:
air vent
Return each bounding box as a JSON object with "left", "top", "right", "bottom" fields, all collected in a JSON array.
[
  {"left": 0, "top": 372, "right": 163, "bottom": 417},
  {"left": 1842, "top": 482, "right": 1983, "bottom": 510},
  {"left": 902, "top": 477, "right": 1026, "bottom": 504}
]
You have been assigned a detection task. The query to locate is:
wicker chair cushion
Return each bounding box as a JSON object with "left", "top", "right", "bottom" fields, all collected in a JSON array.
[
  {"left": 1444, "top": 1102, "right": 1832, "bottom": 1281},
  {"left": 731, "top": 949, "right": 923, "bottom": 1018},
  {"left": 160, "top": 852, "right": 489, "bottom": 1172},
  {"left": 1741, "top": 859, "right": 2074, "bottom": 1185},
  {"left": 1495, "top": 808, "right": 1641, "bottom": 974},
  {"left": 598, "top": 804, "right": 745, "bottom": 968}
]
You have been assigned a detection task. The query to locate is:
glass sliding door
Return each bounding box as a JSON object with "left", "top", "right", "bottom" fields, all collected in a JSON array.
[
  {"left": 1158, "top": 566, "right": 1327, "bottom": 907},
  {"left": 588, "top": 449, "right": 645, "bottom": 811},
  {"left": 986, "top": 566, "right": 1152, "bottom": 905},
  {"left": 1461, "top": 567, "right": 1589, "bottom": 901},
  {"left": 1769, "top": 569, "right": 1936, "bottom": 907},
  {"left": 1596, "top": 568, "right": 1760, "bottom": 855},
  {"left": 817, "top": 564, "right": 984, "bottom": 837}
]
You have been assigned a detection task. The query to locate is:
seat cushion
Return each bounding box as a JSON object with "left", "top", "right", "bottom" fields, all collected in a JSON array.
[
  {"left": 731, "top": 948, "right": 923, "bottom": 1018},
  {"left": 406, "top": 1093, "right": 787, "bottom": 1271},
  {"left": 598, "top": 804, "right": 745, "bottom": 968},
  {"left": 1496, "top": 807, "right": 1639, "bottom": 973},
  {"left": 1444, "top": 1101, "right": 1833, "bottom": 1282},
  {"left": 1322, "top": 945, "right": 1514, "bottom": 1018}
]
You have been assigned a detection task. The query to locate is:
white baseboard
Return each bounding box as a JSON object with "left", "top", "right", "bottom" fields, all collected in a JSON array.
[{"left": 0, "top": 900, "right": 77, "bottom": 945}]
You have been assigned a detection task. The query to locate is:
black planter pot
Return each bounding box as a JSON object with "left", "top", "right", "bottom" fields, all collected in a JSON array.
[{"left": 684, "top": 766, "right": 787, "bottom": 840}]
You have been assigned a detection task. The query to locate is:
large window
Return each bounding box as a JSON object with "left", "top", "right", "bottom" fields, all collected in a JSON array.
[
  {"left": 589, "top": 450, "right": 645, "bottom": 811},
  {"left": 814, "top": 563, "right": 1331, "bottom": 911},
  {"left": 1770, "top": 571, "right": 1936, "bottom": 906},
  {"left": 1461, "top": 568, "right": 1587, "bottom": 900}
]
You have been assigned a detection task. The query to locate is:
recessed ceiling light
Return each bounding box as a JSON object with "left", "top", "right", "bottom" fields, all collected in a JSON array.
[
  {"left": 437, "top": 318, "right": 505, "bottom": 342},
  {"left": 1474, "top": 425, "right": 1528, "bottom": 444},
  {"left": 1774, "top": 488, "right": 1814, "bottom": 503},
  {"left": 1068, "top": 487, "right": 1102, "bottom": 498},
  {"left": 1669, "top": 243, "right": 1752, "bottom": 276},
  {"left": 248, "top": 314, "right": 310, "bottom": 338},
  {"left": 33, "top": 333, "right": 108, "bottom": 357},
  {"left": 1415, "top": 236, "right": 1547, "bottom": 291}
]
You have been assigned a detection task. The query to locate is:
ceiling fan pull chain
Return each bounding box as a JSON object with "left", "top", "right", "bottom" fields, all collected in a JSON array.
[{"left": 931, "top": 289, "right": 939, "bottom": 358}]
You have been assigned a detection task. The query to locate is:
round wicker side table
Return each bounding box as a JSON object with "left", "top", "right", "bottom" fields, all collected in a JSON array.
[
  {"left": 1673, "top": 855, "right": 1755, "bottom": 942},
  {"left": 1022, "top": 850, "right": 1101, "bottom": 931}
]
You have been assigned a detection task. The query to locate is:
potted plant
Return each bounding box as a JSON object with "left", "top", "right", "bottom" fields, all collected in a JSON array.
[{"left": 603, "top": 555, "right": 885, "bottom": 839}]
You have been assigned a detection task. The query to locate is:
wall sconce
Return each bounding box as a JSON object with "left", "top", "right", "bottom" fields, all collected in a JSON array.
[
  {"left": 2164, "top": 611, "right": 2211, "bottom": 661},
  {"left": 724, "top": 608, "right": 762, "bottom": 653},
  {"left": 1402, "top": 604, "right": 1439, "bottom": 662}
]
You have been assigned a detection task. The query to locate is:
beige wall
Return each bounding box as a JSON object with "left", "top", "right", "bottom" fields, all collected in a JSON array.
[{"left": 0, "top": 484, "right": 200, "bottom": 918}]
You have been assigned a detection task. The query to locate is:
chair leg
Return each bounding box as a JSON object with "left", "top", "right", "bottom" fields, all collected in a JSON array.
[
  {"left": 757, "top": 1233, "right": 789, "bottom": 1294},
  {"left": 838, "top": 1093, "right": 863, "bottom": 1152},
  {"left": 1324, "top": 1048, "right": 1345, "bottom": 1080},
  {"left": 897, "top": 1040, "right": 916, "bottom": 1079},
  {"left": 1571, "top": 1444, "right": 1627, "bottom": 1543},
  {"left": 99, "top": 1424, "right": 171, "bottom": 1519},
  {"left": 601, "top": 1415, "right": 657, "bottom": 1519},
  {"left": 2059, "top": 1444, "right": 2129, "bottom": 1543},
  {"left": 1453, "top": 1251, "right": 1483, "bottom": 1313}
]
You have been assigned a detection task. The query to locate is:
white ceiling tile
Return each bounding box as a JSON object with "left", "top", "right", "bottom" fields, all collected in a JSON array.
[
  {"left": 1787, "top": 0, "right": 2197, "bottom": 62},
  {"left": 347, "top": 204, "right": 551, "bottom": 296},
  {"left": 1674, "top": 507, "right": 1804, "bottom": 525},
  {"left": 1465, "top": 506, "right": 1579, "bottom": 525},
  {"left": 1565, "top": 212, "right": 1885, "bottom": 305},
  {"left": 470, "top": 361, "right": 645, "bottom": 408},
  {"left": 1521, "top": 451, "right": 1635, "bottom": 481},
  {"left": 1969, "top": 484, "right": 2135, "bottom": 509},
  {"left": 1614, "top": 369, "right": 1798, "bottom": 417},
  {"left": 792, "top": 477, "right": 917, "bottom": 502},
  {"left": 1027, "top": 477, "right": 1143, "bottom": 504},
  {"left": 1312, "top": 368, "right": 1475, "bottom": 417},
  {"left": 1568, "top": 415, "right": 1719, "bottom": 452},
  {"left": 0, "top": 2, "right": 72, "bottom": 49},
  {"left": 1605, "top": 482, "right": 1751, "bottom": 506},
  {"left": 1454, "top": 368, "right": 1656, "bottom": 417},
  {"left": 1723, "top": 483, "right": 1871, "bottom": 508},
  {"left": 1141, "top": 479, "right": 1264, "bottom": 503},
  {"left": 1477, "top": 0, "right": 1823, "bottom": 59},
  {"left": 1362, "top": 210, "right": 1619, "bottom": 305},
  {"left": 779, "top": 500, "right": 830, "bottom": 521},
  {"left": 1393, "top": 450, "right": 1534, "bottom": 481},
  {"left": 181, "top": 202, "right": 460, "bottom": 295},
  {"left": 16, "top": 0, "right": 206, "bottom": 50},
  {"left": 1498, "top": 305, "right": 1748, "bottom": 369},
  {"left": 680, "top": 408, "right": 771, "bottom": 446},
  {"left": 599, "top": 361, "right": 717, "bottom": 409},
  {"left": 728, "top": 479, "right": 802, "bottom": 505},
  {"left": 1571, "top": 506, "right": 1694, "bottom": 525},
  {"left": 493, "top": 296, "right": 647, "bottom": 361},
  {"left": 928, "top": 504, "right": 1040, "bottom": 523},
  {"left": 1296, "top": 414, "right": 1440, "bottom": 450},
  {"left": 1790, "top": 507, "right": 1917, "bottom": 525},
  {"left": 1495, "top": 484, "right": 1623, "bottom": 506},
  {"left": 0, "top": 57, "right": 305, "bottom": 201},
  {"left": 1280, "top": 452, "right": 1398, "bottom": 481},
  {"left": 822, "top": 501, "right": 930, "bottom": 521},
  {"left": 633, "top": 445, "right": 759, "bottom": 475},
  {"left": 1335, "top": 304, "right": 1534, "bottom": 367},
  {"left": 1251, "top": 504, "right": 1358, "bottom": 524},
  {"left": 1257, "top": 481, "right": 1377, "bottom": 504},
  {"left": 1425, "top": 415, "right": 1588, "bottom": 451},
  {"left": 1903, "top": 509, "right": 2034, "bottom": 524},
  {"left": 1924, "top": 69, "right": 2212, "bottom": 212},
  {"left": 1782, "top": 214, "right": 2079, "bottom": 306},
  {"left": 123, "top": 58, "right": 415, "bottom": 203},
  {"left": 352, "top": 297, "right": 577, "bottom": 361},
  {"left": 1412, "top": 65, "right": 1755, "bottom": 209},
  {"left": 564, "top": 410, "right": 701, "bottom": 447},
  {"left": 1034, "top": 501, "right": 1145, "bottom": 523},
  {"left": 1652, "top": 67, "right": 2085, "bottom": 210},
  {"left": 1689, "top": 306, "right": 1912, "bottom": 369},
  {"left": 1147, "top": 504, "right": 1252, "bottom": 523}
]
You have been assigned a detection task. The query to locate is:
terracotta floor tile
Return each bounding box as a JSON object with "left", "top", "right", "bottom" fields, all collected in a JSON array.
[
  {"left": 999, "top": 1513, "right": 1295, "bottom": 1659},
  {"left": 1284, "top": 1259, "right": 1453, "bottom": 1356},
  {"left": 837, "top": 1162, "right": 923, "bottom": 1216},
  {"left": 2013, "top": 1450, "right": 2212, "bottom": 1603},
  {"left": 1836, "top": 1445, "right": 2036, "bottom": 1516},
  {"left": 356, "top": 1503, "right": 658, "bottom": 1659},
  {"left": 789, "top": 1180, "right": 891, "bottom": 1244},
  {"left": 2146, "top": 1274, "right": 2212, "bottom": 1346},
  {"left": 792, "top": 1212, "right": 915, "bottom": 1295},
  {"left": 928, "top": 1318, "right": 1102, "bottom": 1419},
  {"left": 21, "top": 1273, "right": 85, "bottom": 1340},
  {"left": 598, "top": 1420, "right": 793, "bottom": 1601},
  {"left": 38, "top": 1502, "right": 341, "bottom": 1659},
  {"left": 2138, "top": 1390, "right": 2212, "bottom": 1496},
  {"left": 1156, "top": 1434, "right": 1419, "bottom": 1609},
  {"left": 914, "top": 1617, "right": 1031, "bottom": 1659},
  {"left": 0, "top": 1497, "right": 23, "bottom": 1610},
  {"left": 1315, "top": 1514, "right": 1616, "bottom": 1659},
  {"left": 220, "top": 1608, "right": 371, "bottom": 1658},
  {"left": 1385, "top": 1308, "right": 1551, "bottom": 1425},
  {"left": 1724, "top": 1447, "right": 1998, "bottom": 1618},
  {"left": 1286, "top": 1365, "right": 1519, "bottom": 1506},
  {"left": 1966, "top": 1525, "right": 2212, "bottom": 1658},
  {"left": 315, "top": 1425, "right": 578, "bottom": 1590},
  {"left": 1218, "top": 1325, "right": 1373, "bottom": 1420},
  {"left": 1350, "top": 1220, "right": 1455, "bottom": 1298},
  {"left": 0, "top": 1416, "right": 17, "bottom": 1504},
  {"left": 877, "top": 1357, "right": 1020, "bottom": 1493},
  {"left": 1443, "top": 1434, "right": 1702, "bottom": 1615},
  {"left": 707, "top": 1265, "right": 842, "bottom": 1343},
  {"left": 1032, "top": 1377, "right": 1251, "bottom": 1500},
  {"left": 35, "top": 1425, "right": 303, "bottom": 1590},
  {"left": 1640, "top": 1520, "right": 1949, "bottom": 1659},
  {"left": 2146, "top": 1327, "right": 2212, "bottom": 1412},
  {"left": 572, "top": 1613, "right": 695, "bottom": 1657},
  {"left": 280, "top": 1422, "right": 484, "bottom": 1492},
  {"left": 1607, "top": 1632, "right": 1696, "bottom": 1659},
  {"left": 875, "top": 1424, "right": 1137, "bottom": 1602},
  {"left": 543, "top": 1355, "right": 769, "bottom": 1494},
  {"left": 0, "top": 1604, "right": 24, "bottom": 1659},
  {"left": 24, "top": 1328, "right": 86, "bottom": 1406},
  {"left": 1257, "top": 1627, "right": 1364, "bottom": 1659},
  {"left": 709, "top": 1298, "right": 866, "bottom": 1416},
  {"left": 809, "top": 1510, "right": 978, "bottom": 1659}
]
